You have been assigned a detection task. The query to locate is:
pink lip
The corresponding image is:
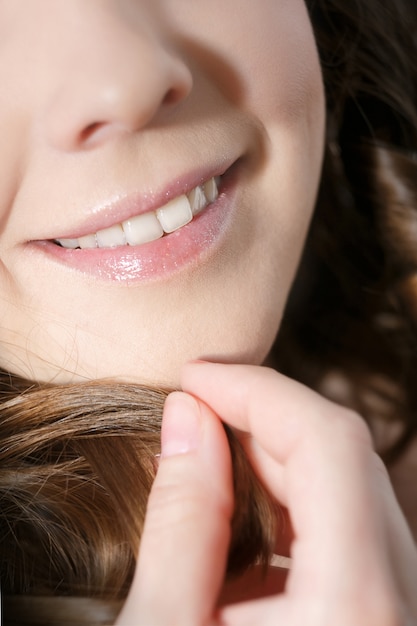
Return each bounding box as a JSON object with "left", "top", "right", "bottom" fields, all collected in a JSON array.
[
  {"left": 33, "top": 165, "right": 239, "bottom": 283},
  {"left": 49, "top": 159, "right": 237, "bottom": 240}
]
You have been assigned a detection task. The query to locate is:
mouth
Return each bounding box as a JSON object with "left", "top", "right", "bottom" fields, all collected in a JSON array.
[
  {"left": 34, "top": 162, "right": 240, "bottom": 283},
  {"left": 54, "top": 176, "right": 221, "bottom": 250}
]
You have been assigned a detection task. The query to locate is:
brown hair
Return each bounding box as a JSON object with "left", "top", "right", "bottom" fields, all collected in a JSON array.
[
  {"left": 2, "top": 0, "right": 417, "bottom": 623},
  {"left": 1, "top": 378, "right": 277, "bottom": 625}
]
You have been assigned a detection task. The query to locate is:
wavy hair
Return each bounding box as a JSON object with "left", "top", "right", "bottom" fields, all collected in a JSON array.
[
  {"left": 2, "top": 0, "right": 417, "bottom": 623},
  {"left": 275, "top": 0, "right": 417, "bottom": 460}
]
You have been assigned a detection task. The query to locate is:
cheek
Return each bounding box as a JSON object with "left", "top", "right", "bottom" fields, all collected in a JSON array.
[{"left": 210, "top": 1, "right": 323, "bottom": 124}]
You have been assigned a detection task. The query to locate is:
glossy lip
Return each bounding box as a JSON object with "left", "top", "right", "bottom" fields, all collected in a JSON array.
[{"left": 32, "top": 163, "right": 240, "bottom": 283}]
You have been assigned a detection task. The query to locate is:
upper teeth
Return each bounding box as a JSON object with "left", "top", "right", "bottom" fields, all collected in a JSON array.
[{"left": 56, "top": 177, "right": 220, "bottom": 250}]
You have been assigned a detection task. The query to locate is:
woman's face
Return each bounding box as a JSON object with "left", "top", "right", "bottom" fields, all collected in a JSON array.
[{"left": 0, "top": 0, "right": 324, "bottom": 386}]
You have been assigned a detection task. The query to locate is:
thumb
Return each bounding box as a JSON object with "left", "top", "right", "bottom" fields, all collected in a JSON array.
[{"left": 117, "top": 392, "right": 233, "bottom": 626}]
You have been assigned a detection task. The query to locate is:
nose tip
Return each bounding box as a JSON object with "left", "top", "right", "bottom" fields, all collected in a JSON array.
[{"left": 45, "top": 38, "right": 193, "bottom": 151}]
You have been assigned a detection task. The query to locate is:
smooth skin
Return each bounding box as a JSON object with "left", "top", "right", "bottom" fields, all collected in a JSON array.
[
  {"left": 117, "top": 362, "right": 417, "bottom": 625},
  {"left": 0, "top": 0, "right": 324, "bottom": 388}
]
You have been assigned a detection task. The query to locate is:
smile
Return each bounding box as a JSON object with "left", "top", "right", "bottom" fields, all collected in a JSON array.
[
  {"left": 37, "top": 162, "right": 239, "bottom": 283},
  {"left": 55, "top": 176, "right": 220, "bottom": 250}
]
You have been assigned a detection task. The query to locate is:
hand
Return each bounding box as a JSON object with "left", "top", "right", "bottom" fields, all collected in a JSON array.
[{"left": 116, "top": 363, "right": 417, "bottom": 625}]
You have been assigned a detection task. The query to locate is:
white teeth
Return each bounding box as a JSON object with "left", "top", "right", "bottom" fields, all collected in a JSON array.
[
  {"left": 123, "top": 212, "right": 163, "bottom": 245},
  {"left": 204, "top": 178, "right": 219, "bottom": 203},
  {"left": 188, "top": 185, "right": 207, "bottom": 216},
  {"left": 156, "top": 194, "right": 192, "bottom": 233},
  {"left": 78, "top": 234, "right": 97, "bottom": 249},
  {"left": 56, "top": 238, "right": 79, "bottom": 249},
  {"left": 96, "top": 224, "right": 126, "bottom": 248},
  {"left": 56, "top": 176, "right": 220, "bottom": 249}
]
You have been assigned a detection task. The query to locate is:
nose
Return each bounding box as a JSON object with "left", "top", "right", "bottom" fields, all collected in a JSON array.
[{"left": 43, "top": 5, "right": 193, "bottom": 150}]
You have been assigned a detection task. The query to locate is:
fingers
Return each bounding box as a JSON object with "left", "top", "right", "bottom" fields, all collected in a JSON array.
[
  {"left": 117, "top": 363, "right": 415, "bottom": 625},
  {"left": 181, "top": 362, "right": 370, "bottom": 464},
  {"left": 117, "top": 391, "right": 233, "bottom": 626},
  {"left": 182, "top": 362, "right": 402, "bottom": 622}
]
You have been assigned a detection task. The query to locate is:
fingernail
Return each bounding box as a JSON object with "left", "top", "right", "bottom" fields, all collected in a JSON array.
[
  {"left": 161, "top": 392, "right": 201, "bottom": 458},
  {"left": 152, "top": 453, "right": 161, "bottom": 474}
]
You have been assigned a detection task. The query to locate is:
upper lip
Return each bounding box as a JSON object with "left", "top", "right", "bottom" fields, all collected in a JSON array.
[{"left": 45, "top": 158, "right": 238, "bottom": 242}]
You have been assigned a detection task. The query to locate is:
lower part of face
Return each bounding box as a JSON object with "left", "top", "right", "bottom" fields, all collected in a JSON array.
[{"left": 0, "top": 0, "right": 324, "bottom": 387}]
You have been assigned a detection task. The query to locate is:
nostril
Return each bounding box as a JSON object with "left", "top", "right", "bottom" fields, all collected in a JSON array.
[
  {"left": 79, "top": 121, "right": 106, "bottom": 144},
  {"left": 78, "top": 121, "right": 130, "bottom": 148},
  {"left": 162, "top": 87, "right": 183, "bottom": 106}
]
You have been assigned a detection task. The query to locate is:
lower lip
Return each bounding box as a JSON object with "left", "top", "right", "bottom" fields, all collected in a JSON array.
[{"left": 33, "top": 170, "right": 239, "bottom": 283}]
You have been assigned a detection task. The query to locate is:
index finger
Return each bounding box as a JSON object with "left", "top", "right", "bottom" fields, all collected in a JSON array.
[{"left": 182, "top": 362, "right": 371, "bottom": 463}]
